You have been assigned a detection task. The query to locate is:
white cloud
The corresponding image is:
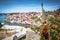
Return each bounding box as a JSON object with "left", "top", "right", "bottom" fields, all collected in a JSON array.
[{"left": 0, "top": 6, "right": 41, "bottom": 13}]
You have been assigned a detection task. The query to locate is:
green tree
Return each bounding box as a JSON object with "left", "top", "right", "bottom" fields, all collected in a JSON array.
[{"left": 0, "top": 23, "right": 3, "bottom": 28}]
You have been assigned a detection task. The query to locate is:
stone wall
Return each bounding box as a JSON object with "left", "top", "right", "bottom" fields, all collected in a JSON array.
[{"left": 26, "top": 30, "right": 41, "bottom": 40}]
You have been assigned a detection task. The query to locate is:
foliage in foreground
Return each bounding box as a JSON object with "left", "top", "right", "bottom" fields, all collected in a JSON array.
[{"left": 30, "top": 8, "right": 60, "bottom": 40}]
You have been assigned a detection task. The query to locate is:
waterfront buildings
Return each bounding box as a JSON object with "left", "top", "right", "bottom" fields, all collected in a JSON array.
[{"left": 5, "top": 12, "right": 42, "bottom": 26}]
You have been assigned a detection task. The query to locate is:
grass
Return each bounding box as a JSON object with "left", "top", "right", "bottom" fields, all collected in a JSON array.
[
  {"left": 0, "top": 29, "right": 5, "bottom": 32},
  {"left": 0, "top": 29, "right": 14, "bottom": 32}
]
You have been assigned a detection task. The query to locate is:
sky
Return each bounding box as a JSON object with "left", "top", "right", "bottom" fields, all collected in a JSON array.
[{"left": 0, "top": 0, "right": 60, "bottom": 13}]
